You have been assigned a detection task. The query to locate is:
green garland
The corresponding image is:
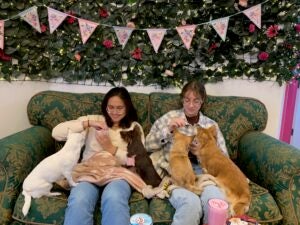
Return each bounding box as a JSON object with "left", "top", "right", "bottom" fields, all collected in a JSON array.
[{"left": 0, "top": 0, "right": 299, "bottom": 88}]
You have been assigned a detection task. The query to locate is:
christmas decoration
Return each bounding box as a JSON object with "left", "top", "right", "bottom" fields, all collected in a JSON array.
[
  {"left": 0, "top": 0, "right": 298, "bottom": 87},
  {"left": 266, "top": 25, "right": 279, "bottom": 38},
  {"left": 0, "top": 49, "right": 12, "bottom": 62},
  {"left": 131, "top": 48, "right": 142, "bottom": 60},
  {"left": 102, "top": 39, "right": 114, "bottom": 49},
  {"left": 258, "top": 51, "right": 269, "bottom": 61}
]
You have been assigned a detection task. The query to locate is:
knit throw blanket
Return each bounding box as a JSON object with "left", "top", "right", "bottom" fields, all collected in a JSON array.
[{"left": 72, "top": 151, "right": 148, "bottom": 194}]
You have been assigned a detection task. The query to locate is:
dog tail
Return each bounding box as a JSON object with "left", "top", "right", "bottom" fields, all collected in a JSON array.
[
  {"left": 232, "top": 202, "right": 250, "bottom": 216},
  {"left": 22, "top": 190, "right": 32, "bottom": 217}
]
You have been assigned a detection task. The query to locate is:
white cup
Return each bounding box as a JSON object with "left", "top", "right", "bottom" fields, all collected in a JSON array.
[{"left": 130, "top": 213, "right": 153, "bottom": 225}]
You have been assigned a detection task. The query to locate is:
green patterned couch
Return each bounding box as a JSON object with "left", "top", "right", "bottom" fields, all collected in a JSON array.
[{"left": 1, "top": 90, "right": 299, "bottom": 225}]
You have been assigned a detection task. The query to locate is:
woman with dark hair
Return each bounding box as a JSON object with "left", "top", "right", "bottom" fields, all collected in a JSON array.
[
  {"left": 101, "top": 86, "right": 138, "bottom": 128},
  {"left": 145, "top": 80, "right": 228, "bottom": 225},
  {"left": 52, "top": 87, "right": 143, "bottom": 225}
]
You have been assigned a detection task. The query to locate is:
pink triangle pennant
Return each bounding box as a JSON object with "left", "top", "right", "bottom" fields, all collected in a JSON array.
[
  {"left": 19, "top": 6, "right": 41, "bottom": 33},
  {"left": 47, "top": 7, "right": 68, "bottom": 34},
  {"left": 146, "top": 28, "right": 166, "bottom": 53},
  {"left": 113, "top": 26, "right": 134, "bottom": 49},
  {"left": 243, "top": 4, "right": 261, "bottom": 29},
  {"left": 210, "top": 17, "right": 229, "bottom": 41},
  {"left": 78, "top": 19, "right": 99, "bottom": 44},
  {"left": 0, "top": 20, "right": 4, "bottom": 49},
  {"left": 176, "top": 25, "right": 197, "bottom": 50}
]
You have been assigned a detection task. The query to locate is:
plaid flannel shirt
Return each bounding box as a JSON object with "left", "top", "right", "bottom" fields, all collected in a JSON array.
[{"left": 145, "top": 109, "right": 228, "bottom": 177}]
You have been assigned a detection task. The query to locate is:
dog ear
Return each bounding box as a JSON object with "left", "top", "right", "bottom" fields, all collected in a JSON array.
[
  {"left": 133, "top": 125, "right": 141, "bottom": 135},
  {"left": 208, "top": 125, "right": 217, "bottom": 140},
  {"left": 120, "top": 130, "right": 131, "bottom": 144}
]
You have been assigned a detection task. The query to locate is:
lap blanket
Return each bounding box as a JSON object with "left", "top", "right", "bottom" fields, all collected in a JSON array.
[{"left": 72, "top": 151, "right": 170, "bottom": 198}]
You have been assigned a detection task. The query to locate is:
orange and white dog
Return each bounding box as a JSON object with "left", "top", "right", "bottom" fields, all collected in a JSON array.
[{"left": 194, "top": 125, "right": 251, "bottom": 216}]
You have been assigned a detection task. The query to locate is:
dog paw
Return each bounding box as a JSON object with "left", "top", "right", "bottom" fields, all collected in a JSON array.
[{"left": 69, "top": 181, "right": 78, "bottom": 187}]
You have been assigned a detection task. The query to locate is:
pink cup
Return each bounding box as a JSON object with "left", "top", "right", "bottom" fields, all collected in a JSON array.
[{"left": 208, "top": 198, "right": 229, "bottom": 225}]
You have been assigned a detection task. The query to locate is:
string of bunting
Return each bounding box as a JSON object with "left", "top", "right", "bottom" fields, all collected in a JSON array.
[{"left": 0, "top": 2, "right": 266, "bottom": 53}]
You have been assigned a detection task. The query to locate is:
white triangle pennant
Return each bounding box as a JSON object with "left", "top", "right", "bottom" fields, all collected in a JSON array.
[
  {"left": 78, "top": 19, "right": 98, "bottom": 44},
  {"left": 210, "top": 17, "right": 229, "bottom": 41},
  {"left": 19, "top": 6, "right": 41, "bottom": 33},
  {"left": 176, "top": 25, "right": 196, "bottom": 50},
  {"left": 243, "top": 4, "right": 261, "bottom": 29},
  {"left": 113, "top": 26, "right": 134, "bottom": 49},
  {"left": 146, "top": 28, "right": 166, "bottom": 53},
  {"left": 47, "top": 7, "right": 68, "bottom": 34},
  {"left": 0, "top": 20, "right": 4, "bottom": 49}
]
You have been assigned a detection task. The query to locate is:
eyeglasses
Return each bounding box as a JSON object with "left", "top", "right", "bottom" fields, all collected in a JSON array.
[
  {"left": 183, "top": 98, "right": 203, "bottom": 106},
  {"left": 106, "top": 105, "right": 126, "bottom": 114}
]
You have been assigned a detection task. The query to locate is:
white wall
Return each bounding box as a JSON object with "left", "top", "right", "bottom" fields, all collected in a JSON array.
[
  {"left": 0, "top": 79, "right": 285, "bottom": 139},
  {"left": 0, "top": 81, "right": 51, "bottom": 138}
]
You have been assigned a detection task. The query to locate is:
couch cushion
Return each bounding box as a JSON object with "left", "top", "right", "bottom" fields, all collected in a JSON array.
[
  {"left": 27, "top": 91, "right": 150, "bottom": 133},
  {"left": 148, "top": 93, "right": 267, "bottom": 159},
  {"left": 12, "top": 189, "right": 148, "bottom": 225},
  {"left": 149, "top": 181, "right": 282, "bottom": 225},
  {"left": 0, "top": 127, "right": 54, "bottom": 225}
]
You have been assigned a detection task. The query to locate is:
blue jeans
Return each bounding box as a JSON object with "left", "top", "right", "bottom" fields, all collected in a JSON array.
[
  {"left": 169, "top": 185, "right": 226, "bottom": 225},
  {"left": 169, "top": 163, "right": 226, "bottom": 225},
  {"left": 64, "top": 180, "right": 131, "bottom": 225}
]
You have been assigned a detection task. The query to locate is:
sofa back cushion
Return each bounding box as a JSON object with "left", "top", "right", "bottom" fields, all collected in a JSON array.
[
  {"left": 28, "top": 91, "right": 267, "bottom": 159},
  {"left": 27, "top": 91, "right": 150, "bottom": 132},
  {"left": 149, "top": 92, "right": 267, "bottom": 159}
]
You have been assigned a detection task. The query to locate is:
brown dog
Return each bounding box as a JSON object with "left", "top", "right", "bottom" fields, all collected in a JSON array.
[
  {"left": 194, "top": 125, "right": 251, "bottom": 216},
  {"left": 169, "top": 129, "right": 203, "bottom": 195},
  {"left": 120, "top": 125, "right": 162, "bottom": 187}
]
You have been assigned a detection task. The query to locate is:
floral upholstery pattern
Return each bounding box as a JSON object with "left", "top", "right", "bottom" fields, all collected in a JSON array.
[
  {"left": 149, "top": 93, "right": 267, "bottom": 159},
  {"left": 149, "top": 181, "right": 282, "bottom": 225},
  {"left": 12, "top": 188, "right": 148, "bottom": 225},
  {"left": 0, "top": 90, "right": 299, "bottom": 225},
  {"left": 27, "top": 91, "right": 150, "bottom": 133},
  {"left": 0, "top": 127, "right": 54, "bottom": 225},
  {"left": 238, "top": 132, "right": 300, "bottom": 225}
]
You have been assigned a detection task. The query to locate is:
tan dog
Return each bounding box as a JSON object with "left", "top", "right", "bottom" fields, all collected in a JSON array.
[
  {"left": 169, "top": 129, "right": 202, "bottom": 195},
  {"left": 194, "top": 125, "right": 251, "bottom": 216}
]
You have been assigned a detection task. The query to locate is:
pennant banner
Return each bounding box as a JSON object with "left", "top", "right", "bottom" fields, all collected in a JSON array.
[
  {"left": 113, "top": 26, "right": 134, "bottom": 49},
  {"left": 210, "top": 17, "right": 229, "bottom": 41},
  {"left": 0, "top": 20, "right": 4, "bottom": 49},
  {"left": 78, "top": 19, "right": 98, "bottom": 44},
  {"left": 19, "top": 6, "right": 41, "bottom": 33},
  {"left": 47, "top": 7, "right": 68, "bottom": 33},
  {"left": 243, "top": 4, "right": 261, "bottom": 29},
  {"left": 1, "top": 3, "right": 265, "bottom": 53},
  {"left": 176, "top": 25, "right": 196, "bottom": 50},
  {"left": 146, "top": 28, "right": 166, "bottom": 53}
]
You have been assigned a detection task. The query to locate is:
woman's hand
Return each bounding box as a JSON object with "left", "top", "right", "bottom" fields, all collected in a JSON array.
[
  {"left": 168, "top": 117, "right": 187, "bottom": 132},
  {"left": 95, "top": 129, "right": 117, "bottom": 155},
  {"left": 89, "top": 120, "right": 108, "bottom": 130}
]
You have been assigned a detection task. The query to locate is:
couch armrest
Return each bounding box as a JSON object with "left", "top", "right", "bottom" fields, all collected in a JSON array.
[
  {"left": 0, "top": 126, "right": 55, "bottom": 225},
  {"left": 237, "top": 131, "right": 300, "bottom": 225}
]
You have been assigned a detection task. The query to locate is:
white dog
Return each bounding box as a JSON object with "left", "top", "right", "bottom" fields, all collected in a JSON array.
[{"left": 22, "top": 130, "right": 85, "bottom": 216}]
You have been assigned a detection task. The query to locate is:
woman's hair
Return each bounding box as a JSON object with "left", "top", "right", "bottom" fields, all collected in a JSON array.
[
  {"left": 180, "top": 80, "right": 207, "bottom": 102},
  {"left": 101, "top": 87, "right": 138, "bottom": 128}
]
